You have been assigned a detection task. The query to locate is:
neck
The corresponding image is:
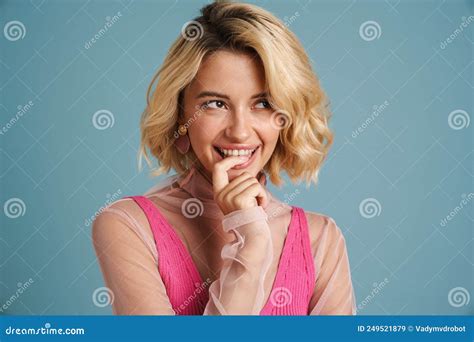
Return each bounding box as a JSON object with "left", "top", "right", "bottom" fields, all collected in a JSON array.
[{"left": 178, "top": 163, "right": 216, "bottom": 202}]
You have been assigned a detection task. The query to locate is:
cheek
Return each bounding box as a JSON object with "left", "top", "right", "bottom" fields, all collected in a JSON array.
[
  {"left": 189, "top": 117, "right": 208, "bottom": 137},
  {"left": 261, "top": 128, "right": 280, "bottom": 151},
  {"left": 255, "top": 128, "right": 279, "bottom": 167},
  {"left": 188, "top": 118, "right": 221, "bottom": 152}
]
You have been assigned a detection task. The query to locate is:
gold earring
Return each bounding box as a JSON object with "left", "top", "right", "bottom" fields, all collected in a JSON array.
[{"left": 178, "top": 124, "right": 187, "bottom": 136}]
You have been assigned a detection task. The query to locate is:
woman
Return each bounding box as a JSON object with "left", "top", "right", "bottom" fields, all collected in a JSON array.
[{"left": 92, "top": 1, "right": 356, "bottom": 315}]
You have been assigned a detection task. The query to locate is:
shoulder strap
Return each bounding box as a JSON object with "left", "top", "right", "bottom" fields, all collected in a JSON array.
[
  {"left": 124, "top": 195, "right": 209, "bottom": 313},
  {"left": 294, "top": 207, "right": 316, "bottom": 303},
  {"left": 124, "top": 195, "right": 204, "bottom": 284}
]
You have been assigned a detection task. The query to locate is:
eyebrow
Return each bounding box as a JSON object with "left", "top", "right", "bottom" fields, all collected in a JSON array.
[{"left": 195, "top": 91, "right": 268, "bottom": 100}]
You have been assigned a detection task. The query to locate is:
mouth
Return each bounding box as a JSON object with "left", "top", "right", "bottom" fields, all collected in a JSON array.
[
  {"left": 213, "top": 146, "right": 258, "bottom": 158},
  {"left": 213, "top": 145, "right": 261, "bottom": 168}
]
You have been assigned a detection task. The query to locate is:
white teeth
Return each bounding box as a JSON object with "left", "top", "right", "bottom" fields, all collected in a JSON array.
[{"left": 217, "top": 147, "right": 256, "bottom": 157}]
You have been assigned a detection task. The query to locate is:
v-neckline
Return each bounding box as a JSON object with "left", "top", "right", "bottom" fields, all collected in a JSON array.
[{"left": 149, "top": 198, "right": 298, "bottom": 314}]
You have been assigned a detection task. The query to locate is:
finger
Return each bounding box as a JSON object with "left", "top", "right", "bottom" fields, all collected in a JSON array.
[
  {"left": 258, "top": 173, "right": 268, "bottom": 206},
  {"left": 221, "top": 172, "right": 254, "bottom": 195},
  {"left": 218, "top": 173, "right": 255, "bottom": 205},
  {"left": 238, "top": 182, "right": 268, "bottom": 208},
  {"left": 251, "top": 182, "right": 269, "bottom": 208},
  {"left": 212, "top": 156, "right": 249, "bottom": 194},
  {"left": 223, "top": 176, "right": 259, "bottom": 202}
]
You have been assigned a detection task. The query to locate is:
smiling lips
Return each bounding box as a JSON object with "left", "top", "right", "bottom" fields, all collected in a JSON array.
[
  {"left": 216, "top": 147, "right": 256, "bottom": 158},
  {"left": 213, "top": 145, "right": 260, "bottom": 159}
]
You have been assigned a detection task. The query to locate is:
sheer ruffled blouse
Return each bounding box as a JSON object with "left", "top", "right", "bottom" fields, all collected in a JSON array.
[{"left": 92, "top": 166, "right": 356, "bottom": 315}]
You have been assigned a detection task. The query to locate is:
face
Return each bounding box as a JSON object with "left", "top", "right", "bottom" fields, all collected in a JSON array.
[{"left": 181, "top": 50, "right": 280, "bottom": 181}]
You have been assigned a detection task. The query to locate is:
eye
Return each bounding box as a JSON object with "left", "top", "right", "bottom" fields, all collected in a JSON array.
[
  {"left": 254, "top": 99, "right": 272, "bottom": 109},
  {"left": 202, "top": 100, "right": 227, "bottom": 110}
]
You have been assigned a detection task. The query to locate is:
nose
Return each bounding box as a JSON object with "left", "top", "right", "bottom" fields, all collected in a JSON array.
[{"left": 224, "top": 107, "right": 252, "bottom": 141}]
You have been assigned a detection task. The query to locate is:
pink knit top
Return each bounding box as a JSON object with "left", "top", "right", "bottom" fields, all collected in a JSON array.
[
  {"left": 126, "top": 195, "right": 315, "bottom": 315},
  {"left": 92, "top": 165, "right": 356, "bottom": 315}
]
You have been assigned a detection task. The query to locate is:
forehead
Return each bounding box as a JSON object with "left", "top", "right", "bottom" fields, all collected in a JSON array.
[{"left": 187, "top": 50, "right": 266, "bottom": 96}]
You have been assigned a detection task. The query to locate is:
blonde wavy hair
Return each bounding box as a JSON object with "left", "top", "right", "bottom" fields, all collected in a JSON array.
[{"left": 139, "top": 0, "right": 334, "bottom": 187}]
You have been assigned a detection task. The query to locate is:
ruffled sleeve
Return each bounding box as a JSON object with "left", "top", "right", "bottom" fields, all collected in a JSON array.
[
  {"left": 92, "top": 197, "right": 356, "bottom": 315},
  {"left": 92, "top": 200, "right": 275, "bottom": 315},
  {"left": 203, "top": 206, "right": 274, "bottom": 315}
]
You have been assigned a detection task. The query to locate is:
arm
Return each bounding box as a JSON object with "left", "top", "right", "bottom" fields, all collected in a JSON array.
[
  {"left": 92, "top": 200, "right": 272, "bottom": 315},
  {"left": 203, "top": 157, "right": 274, "bottom": 315},
  {"left": 306, "top": 213, "right": 356, "bottom": 315},
  {"left": 203, "top": 206, "right": 273, "bottom": 315},
  {"left": 92, "top": 202, "right": 176, "bottom": 315}
]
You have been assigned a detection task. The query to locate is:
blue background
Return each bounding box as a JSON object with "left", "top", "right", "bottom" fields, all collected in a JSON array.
[{"left": 1, "top": 0, "right": 472, "bottom": 315}]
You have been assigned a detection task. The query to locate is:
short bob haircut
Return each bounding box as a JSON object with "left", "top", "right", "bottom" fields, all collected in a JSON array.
[{"left": 139, "top": 0, "right": 333, "bottom": 187}]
